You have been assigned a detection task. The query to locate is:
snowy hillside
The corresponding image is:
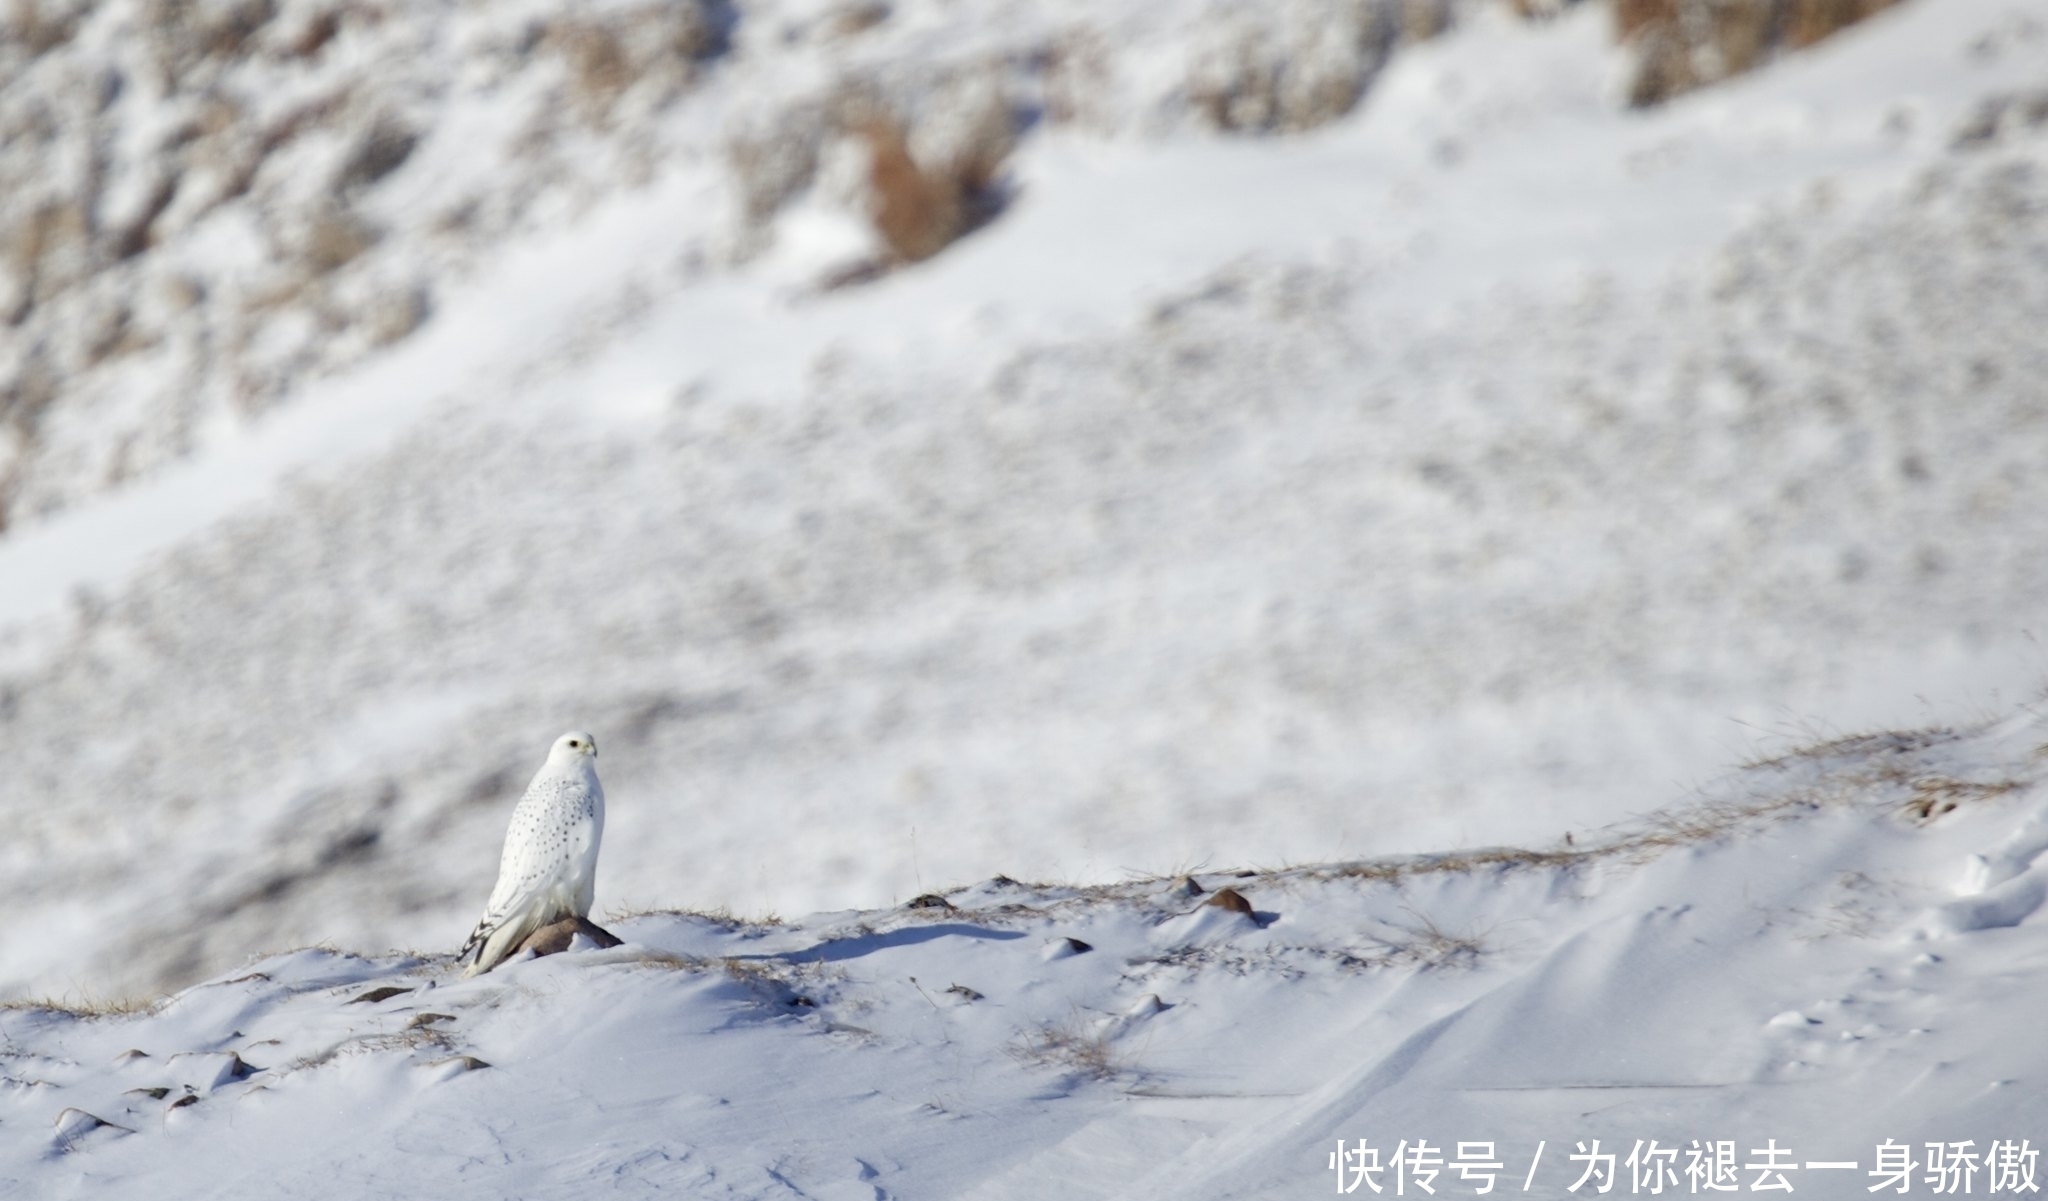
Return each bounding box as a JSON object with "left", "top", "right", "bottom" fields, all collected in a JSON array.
[
  {"left": 0, "top": 0, "right": 1465, "bottom": 530},
  {"left": 4, "top": 711, "right": 2046, "bottom": 1198},
  {"left": 4, "top": 0, "right": 2048, "bottom": 1011}
]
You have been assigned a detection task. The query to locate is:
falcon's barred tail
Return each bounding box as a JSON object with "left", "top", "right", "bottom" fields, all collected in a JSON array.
[
  {"left": 460, "top": 900, "right": 556, "bottom": 977},
  {"left": 459, "top": 908, "right": 530, "bottom": 977},
  {"left": 456, "top": 918, "right": 494, "bottom": 971}
]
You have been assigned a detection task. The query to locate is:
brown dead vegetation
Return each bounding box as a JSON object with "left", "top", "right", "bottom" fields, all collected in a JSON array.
[
  {"left": 1010, "top": 1015, "right": 1124, "bottom": 1079},
  {"left": 1618, "top": 0, "right": 1906, "bottom": 108},
  {"left": 298, "top": 207, "right": 377, "bottom": 275},
  {"left": 1742, "top": 726, "right": 2030, "bottom": 823},
  {"left": 546, "top": 0, "right": 730, "bottom": 123},
  {"left": 141, "top": 0, "right": 279, "bottom": 81},
  {"left": 1952, "top": 89, "right": 2048, "bottom": 152},
  {"left": 727, "top": 75, "right": 1016, "bottom": 272},
  {"left": 0, "top": 991, "right": 164, "bottom": 1019},
  {"left": 1378, "top": 909, "right": 1488, "bottom": 967},
  {"left": 1187, "top": 3, "right": 1400, "bottom": 136},
  {"left": 4, "top": 0, "right": 90, "bottom": 57},
  {"left": 863, "top": 117, "right": 960, "bottom": 263},
  {"left": 604, "top": 902, "right": 786, "bottom": 929},
  {"left": 1901, "top": 777, "right": 2025, "bottom": 822},
  {"left": 861, "top": 113, "right": 1007, "bottom": 264},
  {"left": 6, "top": 199, "right": 90, "bottom": 320},
  {"left": 0, "top": 0, "right": 750, "bottom": 532}
]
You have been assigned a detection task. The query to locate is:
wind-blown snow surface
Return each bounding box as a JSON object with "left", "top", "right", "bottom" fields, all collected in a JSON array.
[
  {"left": 5, "top": 0, "right": 2048, "bottom": 1001},
  {"left": 4, "top": 713, "right": 2047, "bottom": 1198}
]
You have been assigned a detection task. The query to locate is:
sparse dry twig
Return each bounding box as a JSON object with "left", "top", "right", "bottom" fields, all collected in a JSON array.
[{"left": 1009, "top": 1014, "right": 1123, "bottom": 1079}]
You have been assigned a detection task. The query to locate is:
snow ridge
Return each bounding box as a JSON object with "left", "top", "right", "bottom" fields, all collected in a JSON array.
[{"left": 3, "top": 710, "right": 2045, "bottom": 1198}]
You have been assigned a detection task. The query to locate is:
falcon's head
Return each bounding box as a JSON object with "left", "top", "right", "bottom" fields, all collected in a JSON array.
[{"left": 550, "top": 730, "right": 599, "bottom": 762}]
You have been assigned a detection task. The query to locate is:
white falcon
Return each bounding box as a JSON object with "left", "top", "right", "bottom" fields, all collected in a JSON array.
[{"left": 458, "top": 731, "right": 606, "bottom": 976}]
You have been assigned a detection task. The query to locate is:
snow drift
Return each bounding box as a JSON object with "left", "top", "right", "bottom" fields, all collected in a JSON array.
[{"left": 4, "top": 709, "right": 2046, "bottom": 1197}]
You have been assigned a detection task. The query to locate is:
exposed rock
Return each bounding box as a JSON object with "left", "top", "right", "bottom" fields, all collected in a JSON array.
[
  {"left": 51, "top": 1107, "right": 133, "bottom": 1149},
  {"left": 1041, "top": 936, "right": 1094, "bottom": 962},
  {"left": 422, "top": 1054, "right": 491, "bottom": 1078},
  {"left": 514, "top": 916, "right": 624, "bottom": 959}
]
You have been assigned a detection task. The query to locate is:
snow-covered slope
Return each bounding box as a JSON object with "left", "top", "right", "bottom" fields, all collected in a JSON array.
[
  {"left": 4, "top": 710, "right": 2045, "bottom": 1199},
  {"left": 0, "top": 0, "right": 1448, "bottom": 531},
  {"left": 3, "top": 0, "right": 2048, "bottom": 1005}
]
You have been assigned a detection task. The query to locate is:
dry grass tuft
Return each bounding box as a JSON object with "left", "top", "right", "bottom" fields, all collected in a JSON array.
[
  {"left": 861, "top": 94, "right": 1012, "bottom": 265},
  {"left": 1186, "top": 3, "right": 1398, "bottom": 136},
  {"left": 604, "top": 902, "right": 785, "bottom": 930},
  {"left": 612, "top": 948, "right": 705, "bottom": 972},
  {"left": 1618, "top": 0, "right": 1905, "bottom": 108},
  {"left": 1011, "top": 1015, "right": 1123, "bottom": 1079},
  {"left": 288, "top": 1025, "right": 453, "bottom": 1072},
  {"left": 725, "top": 72, "right": 1015, "bottom": 273},
  {"left": 547, "top": 0, "right": 730, "bottom": 123},
  {"left": 298, "top": 207, "right": 378, "bottom": 275},
  {"left": 1296, "top": 720, "right": 2024, "bottom": 892},
  {"left": 1951, "top": 89, "right": 2048, "bottom": 152},
  {"left": 1742, "top": 726, "right": 1961, "bottom": 772},
  {"left": 863, "top": 117, "right": 963, "bottom": 264},
  {"left": 1903, "top": 777, "right": 2026, "bottom": 823},
  {"left": 0, "top": 992, "right": 165, "bottom": 1020},
  {"left": 1399, "top": 0, "right": 1456, "bottom": 41},
  {"left": 142, "top": 0, "right": 277, "bottom": 77},
  {"left": 610, "top": 949, "right": 832, "bottom": 1011},
  {"left": 715, "top": 956, "right": 788, "bottom": 987},
  {"left": 1317, "top": 844, "right": 1587, "bottom": 886},
  {"left": 1378, "top": 909, "right": 1488, "bottom": 968},
  {"left": 6, "top": 199, "right": 91, "bottom": 318},
  {"left": 825, "top": 0, "right": 891, "bottom": 39},
  {"left": 4, "top": 0, "right": 89, "bottom": 57}
]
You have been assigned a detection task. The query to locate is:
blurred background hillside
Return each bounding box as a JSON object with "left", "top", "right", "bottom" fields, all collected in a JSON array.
[{"left": 2, "top": 0, "right": 2046, "bottom": 999}]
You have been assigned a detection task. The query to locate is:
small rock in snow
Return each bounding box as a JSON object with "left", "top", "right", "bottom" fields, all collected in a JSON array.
[
  {"left": 421, "top": 1055, "right": 492, "bottom": 1083},
  {"left": 515, "top": 916, "right": 624, "bottom": 958},
  {"left": 167, "top": 1051, "right": 256, "bottom": 1092},
  {"left": 1042, "top": 937, "right": 1094, "bottom": 961},
  {"left": 51, "top": 1107, "right": 133, "bottom": 1150}
]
